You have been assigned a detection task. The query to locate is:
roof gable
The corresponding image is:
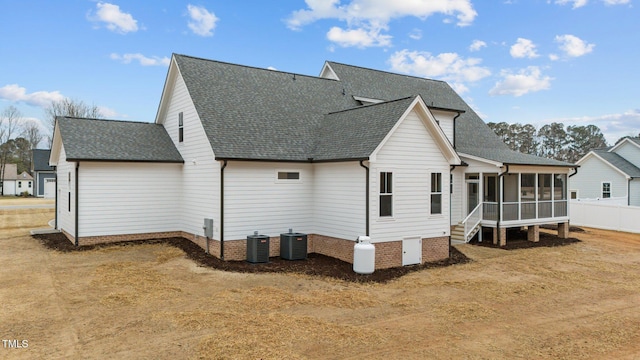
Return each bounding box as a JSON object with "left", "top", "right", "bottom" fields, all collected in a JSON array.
[
  {"left": 1, "top": 164, "right": 18, "bottom": 180},
  {"left": 578, "top": 150, "right": 640, "bottom": 178},
  {"left": 325, "top": 61, "right": 574, "bottom": 167},
  {"left": 610, "top": 137, "right": 640, "bottom": 154},
  {"left": 368, "top": 96, "right": 460, "bottom": 164}
]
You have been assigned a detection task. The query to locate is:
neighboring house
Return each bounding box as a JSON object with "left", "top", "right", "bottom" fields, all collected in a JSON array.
[
  {"left": 49, "top": 54, "right": 576, "bottom": 269},
  {"left": 32, "top": 149, "right": 56, "bottom": 198},
  {"left": 572, "top": 137, "right": 640, "bottom": 206},
  {"left": 1, "top": 164, "right": 33, "bottom": 196}
]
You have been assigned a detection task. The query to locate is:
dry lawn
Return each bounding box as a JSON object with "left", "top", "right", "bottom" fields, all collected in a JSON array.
[{"left": 1, "top": 205, "right": 639, "bottom": 359}]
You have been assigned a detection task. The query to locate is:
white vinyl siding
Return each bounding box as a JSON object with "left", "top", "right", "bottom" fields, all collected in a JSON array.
[
  {"left": 224, "top": 162, "right": 313, "bottom": 240},
  {"left": 161, "top": 73, "right": 220, "bottom": 239},
  {"left": 77, "top": 163, "right": 182, "bottom": 236},
  {"left": 313, "top": 162, "right": 366, "bottom": 239},
  {"left": 571, "top": 155, "right": 627, "bottom": 200},
  {"left": 611, "top": 141, "right": 640, "bottom": 169},
  {"left": 430, "top": 110, "right": 455, "bottom": 146},
  {"left": 630, "top": 179, "right": 640, "bottom": 206},
  {"left": 54, "top": 145, "right": 75, "bottom": 237},
  {"left": 370, "top": 109, "right": 451, "bottom": 243}
]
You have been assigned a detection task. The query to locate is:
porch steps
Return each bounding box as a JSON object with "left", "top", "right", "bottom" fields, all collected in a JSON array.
[{"left": 451, "top": 222, "right": 481, "bottom": 243}]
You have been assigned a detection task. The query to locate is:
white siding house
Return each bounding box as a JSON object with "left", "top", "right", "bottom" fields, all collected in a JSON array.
[
  {"left": 49, "top": 54, "right": 576, "bottom": 269},
  {"left": 572, "top": 138, "right": 640, "bottom": 206}
]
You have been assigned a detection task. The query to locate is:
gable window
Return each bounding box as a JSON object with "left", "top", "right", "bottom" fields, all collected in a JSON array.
[
  {"left": 277, "top": 171, "right": 300, "bottom": 180},
  {"left": 602, "top": 182, "right": 611, "bottom": 198},
  {"left": 178, "top": 112, "right": 184, "bottom": 142},
  {"left": 379, "top": 172, "right": 393, "bottom": 217},
  {"left": 431, "top": 172, "right": 442, "bottom": 214},
  {"left": 570, "top": 190, "right": 578, "bottom": 200}
]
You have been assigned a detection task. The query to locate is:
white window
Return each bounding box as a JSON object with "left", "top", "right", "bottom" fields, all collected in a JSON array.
[
  {"left": 431, "top": 173, "right": 442, "bottom": 214},
  {"left": 277, "top": 171, "right": 300, "bottom": 180},
  {"left": 18, "top": 181, "right": 22, "bottom": 188},
  {"left": 379, "top": 172, "right": 392, "bottom": 217},
  {"left": 602, "top": 182, "right": 611, "bottom": 198}
]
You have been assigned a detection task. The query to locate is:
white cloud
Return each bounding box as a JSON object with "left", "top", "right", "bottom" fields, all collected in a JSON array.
[
  {"left": 554, "top": 0, "right": 588, "bottom": 8},
  {"left": 510, "top": 38, "right": 539, "bottom": 58},
  {"left": 409, "top": 29, "right": 423, "bottom": 40},
  {"left": 0, "top": 84, "right": 64, "bottom": 108},
  {"left": 469, "top": 40, "right": 487, "bottom": 52},
  {"left": 90, "top": 2, "right": 138, "bottom": 34},
  {"left": 110, "top": 53, "right": 170, "bottom": 66},
  {"left": 555, "top": 34, "right": 595, "bottom": 57},
  {"left": 327, "top": 26, "right": 392, "bottom": 47},
  {"left": 286, "top": 0, "right": 477, "bottom": 48},
  {"left": 388, "top": 50, "right": 491, "bottom": 93},
  {"left": 603, "top": 0, "right": 630, "bottom": 4},
  {"left": 187, "top": 4, "right": 218, "bottom": 37},
  {"left": 489, "top": 66, "right": 553, "bottom": 97}
]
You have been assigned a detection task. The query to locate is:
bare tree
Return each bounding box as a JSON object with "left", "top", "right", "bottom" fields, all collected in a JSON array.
[
  {"left": 44, "top": 98, "right": 103, "bottom": 146},
  {"left": 21, "top": 119, "right": 44, "bottom": 150},
  {"left": 1, "top": 106, "right": 21, "bottom": 195}
]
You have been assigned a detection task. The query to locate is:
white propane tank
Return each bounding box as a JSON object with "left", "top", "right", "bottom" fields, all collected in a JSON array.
[{"left": 353, "top": 236, "right": 375, "bottom": 274}]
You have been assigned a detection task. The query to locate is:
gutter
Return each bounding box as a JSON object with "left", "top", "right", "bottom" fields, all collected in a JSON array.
[
  {"left": 220, "top": 160, "right": 228, "bottom": 260},
  {"left": 497, "top": 164, "right": 509, "bottom": 245},
  {"left": 53, "top": 166, "right": 58, "bottom": 229},
  {"left": 74, "top": 162, "right": 79, "bottom": 247},
  {"left": 359, "top": 160, "right": 370, "bottom": 236}
]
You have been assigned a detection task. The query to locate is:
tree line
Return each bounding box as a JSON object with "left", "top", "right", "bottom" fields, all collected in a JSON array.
[
  {"left": 486, "top": 122, "right": 619, "bottom": 163},
  {"left": 0, "top": 100, "right": 103, "bottom": 195}
]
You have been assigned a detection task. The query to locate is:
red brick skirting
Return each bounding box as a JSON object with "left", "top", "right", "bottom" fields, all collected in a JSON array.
[{"left": 66, "top": 231, "right": 450, "bottom": 269}]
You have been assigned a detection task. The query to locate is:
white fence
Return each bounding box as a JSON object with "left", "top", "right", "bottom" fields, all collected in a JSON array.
[
  {"left": 570, "top": 201, "right": 640, "bottom": 234},
  {"left": 574, "top": 196, "right": 627, "bottom": 206}
]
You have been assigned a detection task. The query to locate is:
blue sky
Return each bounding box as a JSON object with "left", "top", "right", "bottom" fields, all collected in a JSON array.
[{"left": 1, "top": 0, "right": 638, "bottom": 146}]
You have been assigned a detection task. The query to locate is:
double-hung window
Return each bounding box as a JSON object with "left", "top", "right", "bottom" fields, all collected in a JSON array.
[
  {"left": 379, "top": 172, "right": 393, "bottom": 217},
  {"left": 602, "top": 182, "right": 611, "bottom": 198},
  {"left": 431, "top": 173, "right": 442, "bottom": 214}
]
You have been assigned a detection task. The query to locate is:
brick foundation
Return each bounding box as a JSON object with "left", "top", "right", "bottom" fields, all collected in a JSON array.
[
  {"left": 558, "top": 222, "right": 569, "bottom": 239},
  {"left": 63, "top": 230, "right": 451, "bottom": 270},
  {"left": 493, "top": 227, "right": 507, "bottom": 246},
  {"left": 423, "top": 236, "right": 450, "bottom": 262},
  {"left": 527, "top": 225, "right": 540, "bottom": 242}
]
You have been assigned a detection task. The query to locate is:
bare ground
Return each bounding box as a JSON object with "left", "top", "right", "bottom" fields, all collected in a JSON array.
[{"left": 1, "top": 205, "right": 640, "bottom": 359}]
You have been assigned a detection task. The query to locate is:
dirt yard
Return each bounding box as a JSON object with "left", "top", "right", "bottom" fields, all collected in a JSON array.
[{"left": 1, "top": 204, "right": 639, "bottom": 359}]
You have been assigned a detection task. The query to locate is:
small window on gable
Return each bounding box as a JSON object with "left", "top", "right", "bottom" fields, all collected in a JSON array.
[
  {"left": 277, "top": 171, "right": 300, "bottom": 180},
  {"left": 178, "top": 112, "right": 184, "bottom": 142},
  {"left": 602, "top": 182, "right": 611, "bottom": 198},
  {"left": 570, "top": 190, "right": 578, "bottom": 200}
]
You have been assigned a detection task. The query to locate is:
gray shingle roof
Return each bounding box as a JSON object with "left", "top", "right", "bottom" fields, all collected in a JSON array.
[
  {"left": 56, "top": 117, "right": 183, "bottom": 163},
  {"left": 313, "top": 97, "right": 416, "bottom": 161},
  {"left": 32, "top": 149, "right": 53, "bottom": 171},
  {"left": 325, "top": 61, "right": 574, "bottom": 167},
  {"left": 593, "top": 149, "right": 640, "bottom": 177},
  {"left": 175, "top": 55, "right": 356, "bottom": 161},
  {"left": 167, "top": 55, "right": 576, "bottom": 166}
]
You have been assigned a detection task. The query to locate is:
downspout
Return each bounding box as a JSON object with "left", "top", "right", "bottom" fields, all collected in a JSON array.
[
  {"left": 452, "top": 111, "right": 462, "bottom": 149},
  {"left": 74, "top": 162, "right": 79, "bottom": 247},
  {"left": 53, "top": 166, "right": 58, "bottom": 229},
  {"left": 359, "top": 160, "right": 370, "bottom": 236},
  {"left": 628, "top": 178, "right": 632, "bottom": 206},
  {"left": 220, "top": 160, "right": 228, "bottom": 260},
  {"left": 497, "top": 164, "right": 509, "bottom": 245}
]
